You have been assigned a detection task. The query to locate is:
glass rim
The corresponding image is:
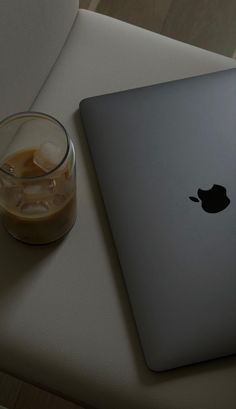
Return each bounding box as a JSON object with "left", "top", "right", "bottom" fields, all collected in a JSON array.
[{"left": 0, "top": 111, "right": 70, "bottom": 180}]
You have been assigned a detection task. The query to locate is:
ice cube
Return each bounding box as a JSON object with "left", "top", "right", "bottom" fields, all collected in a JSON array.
[
  {"left": 20, "top": 201, "right": 49, "bottom": 215},
  {"left": 0, "top": 164, "right": 17, "bottom": 188},
  {"left": 23, "top": 179, "right": 56, "bottom": 196},
  {"left": 0, "top": 184, "right": 23, "bottom": 207},
  {"left": 1, "top": 163, "right": 15, "bottom": 175},
  {"left": 33, "top": 142, "right": 63, "bottom": 172},
  {"left": 0, "top": 166, "right": 22, "bottom": 207}
]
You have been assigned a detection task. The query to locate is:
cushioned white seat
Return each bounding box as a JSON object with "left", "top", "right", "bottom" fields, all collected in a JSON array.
[{"left": 1, "top": 8, "right": 236, "bottom": 409}]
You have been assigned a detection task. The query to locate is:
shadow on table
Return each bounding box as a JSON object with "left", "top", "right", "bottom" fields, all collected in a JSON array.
[
  {"left": 0, "top": 222, "right": 61, "bottom": 302},
  {"left": 75, "top": 111, "right": 236, "bottom": 387}
]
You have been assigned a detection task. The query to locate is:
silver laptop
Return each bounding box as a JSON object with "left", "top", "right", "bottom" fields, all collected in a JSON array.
[{"left": 80, "top": 69, "right": 236, "bottom": 371}]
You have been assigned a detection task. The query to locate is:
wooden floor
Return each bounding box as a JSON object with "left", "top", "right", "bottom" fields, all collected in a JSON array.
[
  {"left": 1, "top": 1, "right": 236, "bottom": 408},
  {"left": 0, "top": 373, "right": 83, "bottom": 409},
  {"left": 82, "top": 0, "right": 236, "bottom": 57}
]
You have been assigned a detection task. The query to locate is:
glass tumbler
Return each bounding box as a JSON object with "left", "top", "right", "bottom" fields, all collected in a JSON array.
[{"left": 0, "top": 112, "right": 77, "bottom": 244}]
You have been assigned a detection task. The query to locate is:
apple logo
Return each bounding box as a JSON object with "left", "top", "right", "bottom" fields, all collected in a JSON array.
[{"left": 189, "top": 184, "right": 230, "bottom": 213}]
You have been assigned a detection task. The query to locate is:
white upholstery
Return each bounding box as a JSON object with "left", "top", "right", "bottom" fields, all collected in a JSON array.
[
  {"left": 0, "top": 0, "right": 79, "bottom": 119},
  {"left": 0, "top": 7, "right": 236, "bottom": 409}
]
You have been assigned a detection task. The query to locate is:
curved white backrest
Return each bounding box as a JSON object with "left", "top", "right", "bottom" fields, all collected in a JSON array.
[{"left": 0, "top": 0, "right": 79, "bottom": 120}]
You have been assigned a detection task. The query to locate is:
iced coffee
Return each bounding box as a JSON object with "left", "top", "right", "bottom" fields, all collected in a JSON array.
[{"left": 0, "top": 113, "right": 77, "bottom": 244}]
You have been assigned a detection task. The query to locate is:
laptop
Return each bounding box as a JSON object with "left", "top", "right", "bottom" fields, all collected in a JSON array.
[{"left": 80, "top": 69, "right": 236, "bottom": 371}]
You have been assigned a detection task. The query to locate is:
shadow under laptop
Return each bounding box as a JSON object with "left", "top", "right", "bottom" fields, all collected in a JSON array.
[{"left": 75, "top": 111, "right": 236, "bottom": 387}]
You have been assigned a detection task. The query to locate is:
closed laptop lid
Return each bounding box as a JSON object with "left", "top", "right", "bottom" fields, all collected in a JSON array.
[{"left": 80, "top": 69, "right": 236, "bottom": 371}]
